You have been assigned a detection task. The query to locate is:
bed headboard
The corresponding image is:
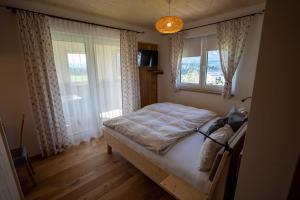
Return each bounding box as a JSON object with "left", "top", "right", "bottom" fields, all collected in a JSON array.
[
  {"left": 207, "top": 122, "right": 247, "bottom": 200},
  {"left": 208, "top": 123, "right": 247, "bottom": 181}
]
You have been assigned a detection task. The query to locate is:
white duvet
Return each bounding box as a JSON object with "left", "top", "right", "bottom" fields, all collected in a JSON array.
[{"left": 103, "top": 103, "right": 217, "bottom": 154}]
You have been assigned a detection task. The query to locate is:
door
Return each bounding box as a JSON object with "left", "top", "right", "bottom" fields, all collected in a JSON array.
[{"left": 0, "top": 119, "right": 23, "bottom": 200}]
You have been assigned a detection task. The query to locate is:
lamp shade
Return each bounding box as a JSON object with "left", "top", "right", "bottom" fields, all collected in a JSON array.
[{"left": 155, "top": 16, "right": 184, "bottom": 34}]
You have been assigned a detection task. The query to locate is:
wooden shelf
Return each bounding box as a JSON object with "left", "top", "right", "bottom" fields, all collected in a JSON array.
[
  {"left": 138, "top": 42, "right": 162, "bottom": 107},
  {"left": 151, "top": 70, "right": 163, "bottom": 75},
  {"left": 139, "top": 67, "right": 163, "bottom": 75}
]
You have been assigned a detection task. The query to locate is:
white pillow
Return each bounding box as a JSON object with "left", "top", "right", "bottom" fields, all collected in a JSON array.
[{"left": 198, "top": 125, "right": 234, "bottom": 171}]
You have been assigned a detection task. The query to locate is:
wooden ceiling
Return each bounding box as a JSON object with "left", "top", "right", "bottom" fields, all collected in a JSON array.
[{"left": 6, "top": 0, "right": 265, "bottom": 29}]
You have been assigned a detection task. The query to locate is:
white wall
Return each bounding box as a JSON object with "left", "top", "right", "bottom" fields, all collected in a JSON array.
[
  {"left": 235, "top": 0, "right": 300, "bottom": 199},
  {"left": 157, "top": 5, "right": 264, "bottom": 115},
  {"left": 0, "top": 125, "right": 22, "bottom": 200},
  {"left": 0, "top": 8, "right": 40, "bottom": 156}
]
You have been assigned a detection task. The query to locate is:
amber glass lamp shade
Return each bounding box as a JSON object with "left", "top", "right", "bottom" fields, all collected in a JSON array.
[{"left": 155, "top": 16, "right": 184, "bottom": 34}]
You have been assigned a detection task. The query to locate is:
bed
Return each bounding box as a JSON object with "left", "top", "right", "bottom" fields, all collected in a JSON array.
[{"left": 103, "top": 103, "right": 246, "bottom": 200}]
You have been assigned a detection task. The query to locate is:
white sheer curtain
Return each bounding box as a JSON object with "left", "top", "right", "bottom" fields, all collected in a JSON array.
[{"left": 50, "top": 18, "right": 122, "bottom": 144}]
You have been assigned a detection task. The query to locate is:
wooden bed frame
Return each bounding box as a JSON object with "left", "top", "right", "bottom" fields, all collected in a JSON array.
[{"left": 103, "top": 125, "right": 246, "bottom": 200}]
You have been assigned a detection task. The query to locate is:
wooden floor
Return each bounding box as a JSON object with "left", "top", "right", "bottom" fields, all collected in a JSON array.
[{"left": 19, "top": 138, "right": 174, "bottom": 200}]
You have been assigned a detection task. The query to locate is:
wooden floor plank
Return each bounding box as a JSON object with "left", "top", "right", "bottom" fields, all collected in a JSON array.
[{"left": 20, "top": 138, "right": 175, "bottom": 200}]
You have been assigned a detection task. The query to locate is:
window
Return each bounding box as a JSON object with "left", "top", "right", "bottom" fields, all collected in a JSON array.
[
  {"left": 206, "top": 50, "right": 224, "bottom": 86},
  {"left": 180, "top": 34, "right": 225, "bottom": 93},
  {"left": 67, "top": 53, "right": 88, "bottom": 82},
  {"left": 180, "top": 56, "right": 201, "bottom": 84}
]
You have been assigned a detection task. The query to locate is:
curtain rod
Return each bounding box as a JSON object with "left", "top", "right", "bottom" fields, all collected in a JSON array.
[
  {"left": 181, "top": 10, "right": 265, "bottom": 32},
  {"left": 2, "top": 5, "right": 144, "bottom": 34}
]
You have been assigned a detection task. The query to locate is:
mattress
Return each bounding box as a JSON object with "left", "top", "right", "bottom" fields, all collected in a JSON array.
[
  {"left": 103, "top": 102, "right": 217, "bottom": 154},
  {"left": 103, "top": 117, "right": 219, "bottom": 193}
]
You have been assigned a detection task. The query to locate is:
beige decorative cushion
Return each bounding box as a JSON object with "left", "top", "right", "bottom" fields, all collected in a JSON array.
[{"left": 198, "top": 125, "right": 234, "bottom": 171}]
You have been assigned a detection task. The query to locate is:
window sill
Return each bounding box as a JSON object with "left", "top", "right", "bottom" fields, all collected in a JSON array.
[{"left": 178, "top": 84, "right": 222, "bottom": 95}]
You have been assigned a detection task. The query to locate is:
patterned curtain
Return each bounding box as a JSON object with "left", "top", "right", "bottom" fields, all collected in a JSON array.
[
  {"left": 17, "top": 11, "right": 68, "bottom": 157},
  {"left": 217, "top": 16, "right": 253, "bottom": 98},
  {"left": 170, "top": 32, "right": 184, "bottom": 90},
  {"left": 120, "top": 31, "right": 140, "bottom": 114}
]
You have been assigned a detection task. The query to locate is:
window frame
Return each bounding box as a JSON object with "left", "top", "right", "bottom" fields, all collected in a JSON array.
[
  {"left": 67, "top": 52, "right": 89, "bottom": 84},
  {"left": 179, "top": 34, "right": 224, "bottom": 94}
]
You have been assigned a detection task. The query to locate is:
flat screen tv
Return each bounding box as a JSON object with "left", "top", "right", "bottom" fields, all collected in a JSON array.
[{"left": 137, "top": 49, "right": 158, "bottom": 67}]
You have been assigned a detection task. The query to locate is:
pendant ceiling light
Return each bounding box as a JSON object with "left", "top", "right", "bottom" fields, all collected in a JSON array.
[{"left": 155, "top": 0, "right": 184, "bottom": 34}]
